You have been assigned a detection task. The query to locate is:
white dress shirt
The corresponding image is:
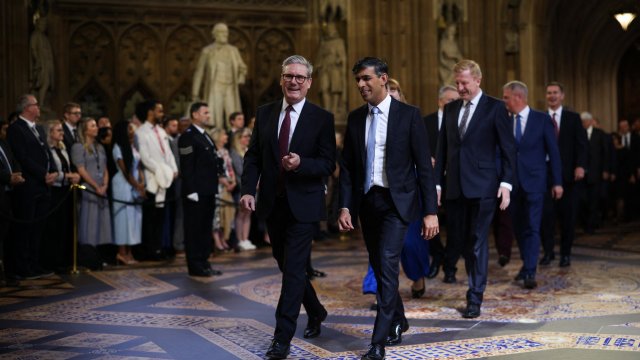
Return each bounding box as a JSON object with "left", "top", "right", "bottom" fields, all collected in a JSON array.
[
  {"left": 513, "top": 106, "right": 531, "bottom": 137},
  {"left": 437, "top": 109, "right": 443, "bottom": 130},
  {"left": 365, "top": 94, "right": 392, "bottom": 189},
  {"left": 278, "top": 98, "right": 306, "bottom": 150},
  {"left": 548, "top": 106, "right": 563, "bottom": 130},
  {"left": 458, "top": 91, "right": 483, "bottom": 128}
]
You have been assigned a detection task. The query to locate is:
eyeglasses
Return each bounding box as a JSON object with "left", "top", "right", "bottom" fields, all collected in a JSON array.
[
  {"left": 282, "top": 74, "right": 309, "bottom": 84},
  {"left": 68, "top": 111, "right": 82, "bottom": 115}
]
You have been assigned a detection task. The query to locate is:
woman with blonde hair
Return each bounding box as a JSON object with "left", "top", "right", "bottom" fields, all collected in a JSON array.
[
  {"left": 210, "top": 128, "right": 237, "bottom": 251},
  {"left": 70, "top": 117, "right": 112, "bottom": 251},
  {"left": 230, "top": 128, "right": 255, "bottom": 250},
  {"left": 42, "top": 120, "right": 80, "bottom": 271}
]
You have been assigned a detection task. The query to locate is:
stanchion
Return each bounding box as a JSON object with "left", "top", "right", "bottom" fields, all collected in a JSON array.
[{"left": 70, "top": 183, "right": 86, "bottom": 275}]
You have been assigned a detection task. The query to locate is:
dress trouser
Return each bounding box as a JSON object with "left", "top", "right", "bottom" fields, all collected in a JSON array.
[
  {"left": 541, "top": 182, "right": 578, "bottom": 257},
  {"left": 446, "top": 196, "right": 496, "bottom": 306},
  {"left": 359, "top": 186, "right": 407, "bottom": 346},
  {"left": 266, "top": 195, "right": 325, "bottom": 343},
  {"left": 183, "top": 195, "right": 215, "bottom": 272},
  {"left": 511, "top": 189, "right": 543, "bottom": 276}
]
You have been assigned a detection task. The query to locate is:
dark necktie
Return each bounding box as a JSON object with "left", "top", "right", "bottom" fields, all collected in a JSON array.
[
  {"left": 277, "top": 105, "right": 293, "bottom": 194},
  {"left": 552, "top": 113, "right": 559, "bottom": 139},
  {"left": 73, "top": 128, "right": 79, "bottom": 142},
  {"left": 459, "top": 101, "right": 471, "bottom": 138},
  {"left": 514, "top": 114, "right": 522, "bottom": 145}
]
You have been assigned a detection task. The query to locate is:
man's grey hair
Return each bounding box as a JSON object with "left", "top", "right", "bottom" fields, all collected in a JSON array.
[
  {"left": 16, "top": 94, "right": 34, "bottom": 113},
  {"left": 282, "top": 55, "right": 313, "bottom": 77},
  {"left": 503, "top": 80, "right": 528, "bottom": 99},
  {"left": 580, "top": 111, "right": 593, "bottom": 120},
  {"left": 438, "top": 85, "right": 457, "bottom": 99}
]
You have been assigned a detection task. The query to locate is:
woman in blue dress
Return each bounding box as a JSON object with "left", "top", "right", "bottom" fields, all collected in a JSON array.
[{"left": 111, "top": 121, "right": 145, "bottom": 265}]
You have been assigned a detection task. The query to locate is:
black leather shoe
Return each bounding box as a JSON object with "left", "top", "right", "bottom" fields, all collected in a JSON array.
[
  {"left": 188, "top": 268, "right": 213, "bottom": 277},
  {"left": 385, "top": 318, "right": 409, "bottom": 346},
  {"left": 559, "top": 256, "right": 571, "bottom": 267},
  {"left": 523, "top": 275, "right": 537, "bottom": 289},
  {"left": 209, "top": 267, "right": 223, "bottom": 276},
  {"left": 411, "top": 278, "right": 425, "bottom": 299},
  {"left": 266, "top": 339, "right": 290, "bottom": 360},
  {"left": 539, "top": 253, "right": 554, "bottom": 265},
  {"left": 462, "top": 303, "right": 481, "bottom": 318},
  {"left": 361, "top": 343, "right": 385, "bottom": 360},
  {"left": 303, "top": 310, "right": 327, "bottom": 339},
  {"left": 498, "top": 255, "right": 510, "bottom": 267},
  {"left": 443, "top": 273, "right": 456, "bottom": 284},
  {"left": 427, "top": 259, "right": 441, "bottom": 279},
  {"left": 514, "top": 272, "right": 524, "bottom": 281},
  {"left": 307, "top": 268, "right": 326, "bottom": 280}
]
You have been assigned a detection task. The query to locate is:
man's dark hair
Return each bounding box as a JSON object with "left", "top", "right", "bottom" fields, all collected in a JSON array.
[
  {"left": 190, "top": 102, "right": 208, "bottom": 119},
  {"left": 229, "top": 111, "right": 242, "bottom": 122},
  {"left": 546, "top": 81, "right": 565, "bottom": 93},
  {"left": 136, "top": 99, "right": 160, "bottom": 122},
  {"left": 163, "top": 115, "right": 179, "bottom": 128},
  {"left": 351, "top": 57, "right": 388, "bottom": 77}
]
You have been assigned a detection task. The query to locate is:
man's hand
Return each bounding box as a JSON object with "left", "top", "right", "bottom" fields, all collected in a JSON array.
[
  {"left": 45, "top": 172, "right": 57, "bottom": 186},
  {"left": 240, "top": 194, "right": 256, "bottom": 211},
  {"left": 574, "top": 167, "right": 585, "bottom": 181},
  {"left": 10, "top": 172, "right": 25, "bottom": 186},
  {"left": 338, "top": 208, "right": 354, "bottom": 232},
  {"left": 551, "top": 185, "right": 563, "bottom": 200},
  {"left": 498, "top": 186, "right": 510, "bottom": 210},
  {"left": 282, "top": 152, "right": 300, "bottom": 171},
  {"left": 421, "top": 214, "right": 439, "bottom": 240},
  {"left": 187, "top": 192, "right": 199, "bottom": 202},
  {"left": 66, "top": 172, "right": 81, "bottom": 185},
  {"left": 431, "top": 156, "right": 436, "bottom": 168}
]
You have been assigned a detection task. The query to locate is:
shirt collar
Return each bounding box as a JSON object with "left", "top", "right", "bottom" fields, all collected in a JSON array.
[
  {"left": 368, "top": 94, "right": 392, "bottom": 116},
  {"left": 282, "top": 98, "right": 306, "bottom": 114},
  {"left": 466, "top": 90, "right": 483, "bottom": 107},
  {"left": 517, "top": 106, "right": 530, "bottom": 119},
  {"left": 548, "top": 105, "right": 563, "bottom": 117},
  {"left": 193, "top": 123, "right": 206, "bottom": 134}
]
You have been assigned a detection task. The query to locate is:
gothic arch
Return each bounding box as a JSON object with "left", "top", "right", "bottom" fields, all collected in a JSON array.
[
  {"left": 68, "top": 22, "right": 115, "bottom": 98},
  {"left": 117, "top": 24, "right": 162, "bottom": 96}
]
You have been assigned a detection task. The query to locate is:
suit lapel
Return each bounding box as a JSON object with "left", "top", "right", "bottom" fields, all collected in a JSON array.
[
  {"left": 270, "top": 100, "right": 283, "bottom": 164},
  {"left": 356, "top": 105, "right": 368, "bottom": 169},
  {"left": 289, "top": 101, "right": 312, "bottom": 152},
  {"left": 385, "top": 98, "right": 399, "bottom": 159},
  {"left": 463, "top": 94, "right": 487, "bottom": 138}
]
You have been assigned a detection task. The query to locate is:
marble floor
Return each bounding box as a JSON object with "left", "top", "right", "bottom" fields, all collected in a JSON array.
[{"left": 0, "top": 220, "right": 639, "bottom": 359}]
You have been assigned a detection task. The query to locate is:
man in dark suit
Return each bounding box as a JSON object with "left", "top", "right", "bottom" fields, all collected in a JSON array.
[
  {"left": 503, "top": 81, "right": 563, "bottom": 289},
  {"left": 434, "top": 60, "right": 515, "bottom": 319},
  {"left": 338, "top": 57, "right": 438, "bottom": 360},
  {"left": 62, "top": 102, "right": 82, "bottom": 151},
  {"left": 0, "top": 138, "right": 25, "bottom": 286},
  {"left": 617, "top": 119, "right": 639, "bottom": 220},
  {"left": 423, "top": 85, "right": 458, "bottom": 281},
  {"left": 178, "top": 102, "right": 223, "bottom": 277},
  {"left": 6, "top": 94, "right": 57, "bottom": 280},
  {"left": 240, "top": 55, "right": 336, "bottom": 360},
  {"left": 540, "top": 82, "right": 588, "bottom": 267},
  {"left": 579, "top": 111, "right": 610, "bottom": 234}
]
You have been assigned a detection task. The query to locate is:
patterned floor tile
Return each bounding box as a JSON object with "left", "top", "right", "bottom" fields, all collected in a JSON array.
[
  {"left": 45, "top": 332, "right": 139, "bottom": 348},
  {"left": 151, "top": 294, "right": 227, "bottom": 311}
]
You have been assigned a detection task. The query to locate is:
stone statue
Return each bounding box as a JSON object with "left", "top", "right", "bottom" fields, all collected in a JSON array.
[
  {"left": 316, "top": 22, "right": 347, "bottom": 118},
  {"left": 438, "top": 24, "right": 464, "bottom": 86},
  {"left": 30, "top": 15, "right": 54, "bottom": 107},
  {"left": 192, "top": 23, "right": 247, "bottom": 129}
]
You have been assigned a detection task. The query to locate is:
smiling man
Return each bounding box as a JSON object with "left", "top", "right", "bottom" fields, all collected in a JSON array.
[
  {"left": 338, "top": 57, "right": 438, "bottom": 360},
  {"left": 240, "top": 55, "right": 336, "bottom": 360}
]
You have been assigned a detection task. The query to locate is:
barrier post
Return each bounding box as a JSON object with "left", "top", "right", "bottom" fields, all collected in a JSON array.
[{"left": 70, "top": 184, "right": 86, "bottom": 275}]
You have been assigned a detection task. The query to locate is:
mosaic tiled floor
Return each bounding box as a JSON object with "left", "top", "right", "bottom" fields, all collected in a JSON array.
[{"left": 1, "top": 221, "right": 639, "bottom": 359}]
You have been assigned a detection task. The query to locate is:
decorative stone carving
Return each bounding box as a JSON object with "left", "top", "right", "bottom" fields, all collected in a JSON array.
[
  {"left": 438, "top": 24, "right": 463, "bottom": 86},
  {"left": 316, "top": 22, "right": 346, "bottom": 118},
  {"left": 118, "top": 25, "right": 161, "bottom": 95},
  {"left": 29, "top": 15, "right": 54, "bottom": 107},
  {"left": 255, "top": 28, "right": 294, "bottom": 104},
  {"left": 69, "top": 22, "right": 114, "bottom": 97}
]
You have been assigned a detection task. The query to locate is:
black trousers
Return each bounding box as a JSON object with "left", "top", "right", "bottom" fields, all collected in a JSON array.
[
  {"left": 183, "top": 195, "right": 215, "bottom": 272},
  {"left": 266, "top": 195, "right": 325, "bottom": 343},
  {"left": 541, "top": 182, "right": 579, "bottom": 257},
  {"left": 445, "top": 197, "right": 496, "bottom": 306},
  {"left": 359, "top": 187, "right": 407, "bottom": 346},
  {"left": 9, "top": 188, "right": 50, "bottom": 276},
  {"left": 42, "top": 185, "right": 74, "bottom": 271},
  {"left": 142, "top": 192, "right": 166, "bottom": 259}
]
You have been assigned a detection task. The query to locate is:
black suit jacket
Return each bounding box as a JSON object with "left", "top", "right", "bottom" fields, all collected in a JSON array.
[
  {"left": 7, "top": 119, "right": 55, "bottom": 194},
  {"left": 423, "top": 111, "right": 439, "bottom": 157},
  {"left": 63, "top": 122, "right": 77, "bottom": 153},
  {"left": 178, "top": 125, "right": 222, "bottom": 197},
  {"left": 339, "top": 97, "right": 437, "bottom": 223},
  {"left": 585, "top": 127, "right": 609, "bottom": 184},
  {"left": 242, "top": 99, "right": 336, "bottom": 223},
  {"left": 555, "top": 109, "right": 588, "bottom": 185},
  {"left": 435, "top": 93, "right": 515, "bottom": 200}
]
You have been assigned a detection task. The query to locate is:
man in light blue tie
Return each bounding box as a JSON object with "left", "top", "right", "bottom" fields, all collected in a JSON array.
[
  {"left": 502, "top": 81, "right": 563, "bottom": 289},
  {"left": 338, "top": 57, "right": 439, "bottom": 360}
]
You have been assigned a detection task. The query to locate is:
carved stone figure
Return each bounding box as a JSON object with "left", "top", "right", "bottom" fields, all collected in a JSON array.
[
  {"left": 192, "top": 23, "right": 247, "bottom": 129},
  {"left": 30, "top": 15, "right": 54, "bottom": 107},
  {"left": 316, "top": 22, "right": 347, "bottom": 117},
  {"left": 438, "top": 24, "right": 464, "bottom": 86}
]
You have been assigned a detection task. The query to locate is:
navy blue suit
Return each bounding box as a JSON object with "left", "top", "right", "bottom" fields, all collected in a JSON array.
[
  {"left": 434, "top": 93, "right": 515, "bottom": 306},
  {"left": 340, "top": 96, "right": 437, "bottom": 346},
  {"left": 510, "top": 109, "right": 562, "bottom": 277},
  {"left": 242, "top": 98, "right": 336, "bottom": 344}
]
